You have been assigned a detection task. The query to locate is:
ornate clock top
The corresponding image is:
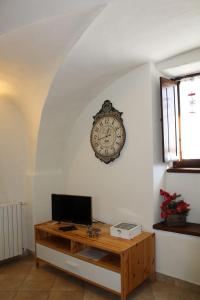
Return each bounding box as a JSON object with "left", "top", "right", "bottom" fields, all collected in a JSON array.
[
  {"left": 93, "top": 100, "right": 122, "bottom": 121},
  {"left": 90, "top": 100, "right": 126, "bottom": 164}
]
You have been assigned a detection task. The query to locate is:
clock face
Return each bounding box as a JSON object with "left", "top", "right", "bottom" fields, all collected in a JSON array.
[{"left": 90, "top": 114, "right": 125, "bottom": 161}]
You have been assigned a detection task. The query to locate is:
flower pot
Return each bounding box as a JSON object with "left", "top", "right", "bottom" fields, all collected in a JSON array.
[{"left": 166, "top": 214, "right": 186, "bottom": 227}]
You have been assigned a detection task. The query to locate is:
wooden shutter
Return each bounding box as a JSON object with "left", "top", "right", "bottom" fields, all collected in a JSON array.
[{"left": 160, "top": 77, "right": 179, "bottom": 162}]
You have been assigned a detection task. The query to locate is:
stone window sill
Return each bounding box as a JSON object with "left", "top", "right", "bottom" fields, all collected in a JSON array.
[
  {"left": 153, "top": 222, "right": 200, "bottom": 237},
  {"left": 167, "top": 168, "right": 200, "bottom": 173}
]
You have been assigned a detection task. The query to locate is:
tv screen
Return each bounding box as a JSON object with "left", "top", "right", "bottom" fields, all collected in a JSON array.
[{"left": 51, "top": 194, "right": 92, "bottom": 225}]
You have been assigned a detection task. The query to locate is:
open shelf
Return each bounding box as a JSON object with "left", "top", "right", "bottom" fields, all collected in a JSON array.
[
  {"left": 36, "top": 230, "right": 71, "bottom": 253},
  {"left": 97, "top": 252, "right": 120, "bottom": 272},
  {"left": 74, "top": 246, "right": 120, "bottom": 272},
  {"left": 153, "top": 222, "right": 200, "bottom": 237},
  {"left": 35, "top": 228, "right": 121, "bottom": 272}
]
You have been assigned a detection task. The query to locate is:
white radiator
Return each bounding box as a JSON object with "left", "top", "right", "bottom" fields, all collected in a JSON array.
[{"left": 0, "top": 202, "right": 25, "bottom": 261}]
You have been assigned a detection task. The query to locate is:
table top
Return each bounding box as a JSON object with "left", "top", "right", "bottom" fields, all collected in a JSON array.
[{"left": 35, "top": 221, "right": 154, "bottom": 254}]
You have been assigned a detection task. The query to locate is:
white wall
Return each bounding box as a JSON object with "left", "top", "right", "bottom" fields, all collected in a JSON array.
[
  {"left": 33, "top": 62, "right": 200, "bottom": 285},
  {"left": 156, "top": 231, "right": 200, "bottom": 285},
  {"left": 0, "top": 98, "right": 31, "bottom": 249},
  {"left": 156, "top": 167, "right": 200, "bottom": 285},
  {"left": 151, "top": 65, "right": 200, "bottom": 285},
  {"left": 165, "top": 173, "right": 200, "bottom": 223},
  {"left": 62, "top": 62, "right": 200, "bottom": 285},
  {"left": 0, "top": 99, "right": 28, "bottom": 203},
  {"left": 63, "top": 63, "right": 155, "bottom": 230},
  {"left": 151, "top": 64, "right": 166, "bottom": 222}
]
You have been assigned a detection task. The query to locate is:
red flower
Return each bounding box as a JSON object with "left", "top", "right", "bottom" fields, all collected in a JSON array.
[
  {"left": 160, "top": 189, "right": 170, "bottom": 197},
  {"left": 171, "top": 193, "right": 177, "bottom": 200},
  {"left": 161, "top": 212, "right": 167, "bottom": 218},
  {"left": 160, "top": 189, "right": 190, "bottom": 219}
]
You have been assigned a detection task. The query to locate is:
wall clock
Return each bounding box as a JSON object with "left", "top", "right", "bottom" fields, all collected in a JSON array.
[{"left": 90, "top": 100, "right": 126, "bottom": 164}]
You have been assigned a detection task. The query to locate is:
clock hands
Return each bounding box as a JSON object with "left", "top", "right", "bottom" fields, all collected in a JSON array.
[
  {"left": 98, "top": 134, "right": 111, "bottom": 140},
  {"left": 98, "top": 127, "right": 112, "bottom": 141}
]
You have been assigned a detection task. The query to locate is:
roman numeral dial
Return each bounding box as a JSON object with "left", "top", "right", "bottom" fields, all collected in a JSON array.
[{"left": 90, "top": 101, "right": 126, "bottom": 164}]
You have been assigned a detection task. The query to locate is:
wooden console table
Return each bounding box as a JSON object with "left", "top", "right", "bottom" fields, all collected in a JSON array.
[{"left": 35, "top": 221, "right": 155, "bottom": 300}]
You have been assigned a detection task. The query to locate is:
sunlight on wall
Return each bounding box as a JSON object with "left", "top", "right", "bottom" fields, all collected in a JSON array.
[{"left": 0, "top": 80, "right": 14, "bottom": 96}]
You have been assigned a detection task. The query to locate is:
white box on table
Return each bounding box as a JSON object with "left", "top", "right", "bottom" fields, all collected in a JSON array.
[{"left": 110, "top": 222, "right": 142, "bottom": 240}]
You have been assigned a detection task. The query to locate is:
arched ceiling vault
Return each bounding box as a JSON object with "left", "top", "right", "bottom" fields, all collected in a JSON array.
[
  {"left": 0, "top": 0, "right": 200, "bottom": 172},
  {"left": 0, "top": 0, "right": 109, "bottom": 36},
  {"left": 0, "top": 1, "right": 108, "bottom": 168},
  {"left": 36, "top": 0, "right": 200, "bottom": 172}
]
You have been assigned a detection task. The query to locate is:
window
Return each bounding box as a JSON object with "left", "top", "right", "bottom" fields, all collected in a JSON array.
[{"left": 160, "top": 73, "right": 200, "bottom": 170}]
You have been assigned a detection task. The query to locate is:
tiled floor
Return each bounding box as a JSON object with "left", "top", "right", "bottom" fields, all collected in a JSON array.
[{"left": 0, "top": 255, "right": 199, "bottom": 300}]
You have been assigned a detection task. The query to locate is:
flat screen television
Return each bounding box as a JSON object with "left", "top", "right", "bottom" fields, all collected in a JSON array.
[{"left": 51, "top": 194, "right": 92, "bottom": 225}]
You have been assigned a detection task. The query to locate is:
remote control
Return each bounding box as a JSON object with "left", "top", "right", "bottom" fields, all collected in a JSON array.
[{"left": 59, "top": 225, "right": 77, "bottom": 231}]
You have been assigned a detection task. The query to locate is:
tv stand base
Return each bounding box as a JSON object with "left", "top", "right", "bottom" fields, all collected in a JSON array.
[{"left": 35, "top": 221, "right": 155, "bottom": 300}]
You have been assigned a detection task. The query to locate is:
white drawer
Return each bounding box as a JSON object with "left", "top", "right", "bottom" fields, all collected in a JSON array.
[{"left": 36, "top": 244, "right": 121, "bottom": 292}]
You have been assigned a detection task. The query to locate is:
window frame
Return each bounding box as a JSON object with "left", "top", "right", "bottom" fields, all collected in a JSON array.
[{"left": 161, "top": 72, "right": 200, "bottom": 171}]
